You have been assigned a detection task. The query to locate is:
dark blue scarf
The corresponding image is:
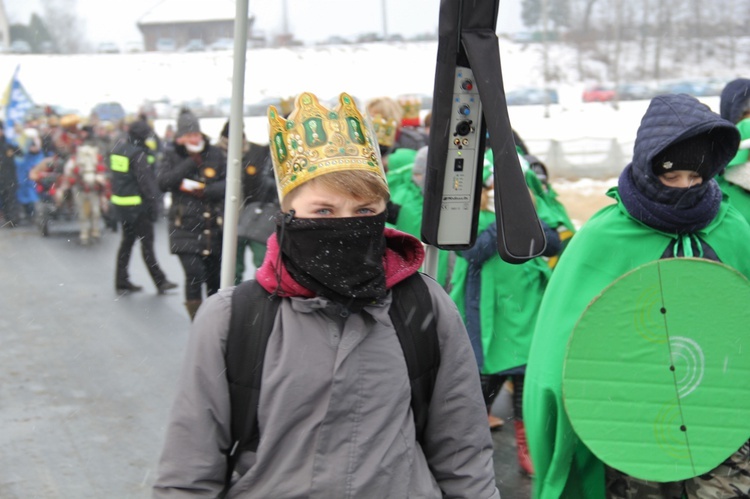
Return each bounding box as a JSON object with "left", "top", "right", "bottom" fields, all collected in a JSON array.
[{"left": 618, "top": 164, "right": 722, "bottom": 234}]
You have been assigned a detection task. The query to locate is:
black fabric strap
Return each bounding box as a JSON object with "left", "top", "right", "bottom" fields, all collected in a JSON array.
[
  {"left": 225, "top": 280, "right": 279, "bottom": 488},
  {"left": 388, "top": 273, "right": 441, "bottom": 443}
]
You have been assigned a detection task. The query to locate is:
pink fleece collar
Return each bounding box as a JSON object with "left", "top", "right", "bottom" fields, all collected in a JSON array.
[{"left": 255, "top": 228, "right": 425, "bottom": 297}]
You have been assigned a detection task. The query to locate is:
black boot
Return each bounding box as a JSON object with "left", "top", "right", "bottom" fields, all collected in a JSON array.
[
  {"left": 156, "top": 280, "right": 178, "bottom": 294},
  {"left": 115, "top": 282, "right": 143, "bottom": 293}
]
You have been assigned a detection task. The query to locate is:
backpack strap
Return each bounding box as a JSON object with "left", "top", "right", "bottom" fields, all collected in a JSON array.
[
  {"left": 388, "top": 272, "right": 441, "bottom": 444},
  {"left": 224, "top": 280, "right": 279, "bottom": 485}
]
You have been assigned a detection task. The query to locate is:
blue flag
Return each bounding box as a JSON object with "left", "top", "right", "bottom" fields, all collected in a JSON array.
[{"left": 2, "top": 66, "right": 34, "bottom": 142}]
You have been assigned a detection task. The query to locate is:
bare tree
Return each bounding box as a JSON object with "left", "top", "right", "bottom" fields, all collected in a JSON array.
[
  {"left": 611, "top": 0, "right": 624, "bottom": 108},
  {"left": 570, "top": 0, "right": 600, "bottom": 78},
  {"left": 40, "top": 0, "right": 87, "bottom": 54},
  {"left": 652, "top": 0, "right": 668, "bottom": 81},
  {"left": 638, "top": 0, "right": 650, "bottom": 80},
  {"left": 691, "top": 0, "right": 702, "bottom": 65}
]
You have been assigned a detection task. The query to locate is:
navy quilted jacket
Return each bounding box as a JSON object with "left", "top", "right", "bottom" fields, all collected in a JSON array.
[
  {"left": 631, "top": 93, "right": 739, "bottom": 186},
  {"left": 720, "top": 78, "right": 750, "bottom": 125}
]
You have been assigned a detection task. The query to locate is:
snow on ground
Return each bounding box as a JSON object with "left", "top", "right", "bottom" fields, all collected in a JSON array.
[
  {"left": 0, "top": 39, "right": 733, "bottom": 187},
  {"left": 0, "top": 41, "right": 726, "bottom": 143}
]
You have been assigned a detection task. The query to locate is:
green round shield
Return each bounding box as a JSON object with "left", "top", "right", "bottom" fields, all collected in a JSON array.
[{"left": 563, "top": 258, "right": 750, "bottom": 482}]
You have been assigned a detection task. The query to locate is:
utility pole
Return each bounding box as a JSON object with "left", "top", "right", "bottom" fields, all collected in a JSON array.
[
  {"left": 220, "top": 0, "right": 250, "bottom": 289},
  {"left": 382, "top": 0, "right": 389, "bottom": 40},
  {"left": 542, "top": 0, "right": 550, "bottom": 118},
  {"left": 281, "top": 0, "right": 290, "bottom": 43}
]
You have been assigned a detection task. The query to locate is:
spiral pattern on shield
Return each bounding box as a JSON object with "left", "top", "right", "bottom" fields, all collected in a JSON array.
[{"left": 670, "top": 336, "right": 705, "bottom": 399}]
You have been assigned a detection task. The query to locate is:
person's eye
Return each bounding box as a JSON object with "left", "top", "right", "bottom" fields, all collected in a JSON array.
[
  {"left": 357, "top": 207, "right": 377, "bottom": 215},
  {"left": 315, "top": 208, "right": 332, "bottom": 215}
]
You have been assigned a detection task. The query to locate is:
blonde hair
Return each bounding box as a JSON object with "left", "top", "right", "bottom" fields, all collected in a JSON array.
[
  {"left": 366, "top": 97, "right": 403, "bottom": 123},
  {"left": 282, "top": 170, "right": 390, "bottom": 211}
]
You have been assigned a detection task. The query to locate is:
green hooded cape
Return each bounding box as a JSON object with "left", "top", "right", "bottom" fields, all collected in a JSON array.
[
  {"left": 384, "top": 148, "right": 417, "bottom": 194},
  {"left": 716, "top": 176, "right": 750, "bottom": 227},
  {"left": 524, "top": 188, "right": 750, "bottom": 499},
  {"left": 388, "top": 168, "right": 452, "bottom": 287},
  {"left": 451, "top": 210, "right": 552, "bottom": 374},
  {"left": 485, "top": 148, "right": 576, "bottom": 233}
]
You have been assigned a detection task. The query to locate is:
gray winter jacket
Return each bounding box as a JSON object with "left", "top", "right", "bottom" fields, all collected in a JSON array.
[{"left": 153, "top": 275, "right": 500, "bottom": 499}]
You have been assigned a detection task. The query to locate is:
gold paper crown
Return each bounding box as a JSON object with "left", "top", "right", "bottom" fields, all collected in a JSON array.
[
  {"left": 268, "top": 92, "right": 386, "bottom": 199},
  {"left": 371, "top": 115, "right": 399, "bottom": 147},
  {"left": 279, "top": 97, "right": 294, "bottom": 117},
  {"left": 399, "top": 96, "right": 421, "bottom": 121}
]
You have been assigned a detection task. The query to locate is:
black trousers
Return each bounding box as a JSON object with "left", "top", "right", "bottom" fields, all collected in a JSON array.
[
  {"left": 116, "top": 212, "right": 166, "bottom": 287},
  {"left": 481, "top": 373, "right": 526, "bottom": 420},
  {"left": 0, "top": 182, "right": 19, "bottom": 224},
  {"left": 177, "top": 252, "right": 221, "bottom": 301}
]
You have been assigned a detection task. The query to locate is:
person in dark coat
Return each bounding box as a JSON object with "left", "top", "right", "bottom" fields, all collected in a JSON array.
[
  {"left": 0, "top": 121, "right": 20, "bottom": 227},
  {"left": 157, "top": 109, "right": 227, "bottom": 320},
  {"left": 717, "top": 78, "right": 750, "bottom": 225},
  {"left": 215, "top": 121, "right": 277, "bottom": 284},
  {"left": 111, "top": 120, "right": 177, "bottom": 294}
]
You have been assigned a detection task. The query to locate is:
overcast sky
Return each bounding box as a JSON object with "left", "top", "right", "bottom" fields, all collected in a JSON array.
[{"left": 6, "top": 0, "right": 523, "bottom": 47}]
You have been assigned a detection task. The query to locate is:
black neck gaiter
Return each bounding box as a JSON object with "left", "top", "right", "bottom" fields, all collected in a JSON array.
[{"left": 278, "top": 212, "right": 388, "bottom": 312}]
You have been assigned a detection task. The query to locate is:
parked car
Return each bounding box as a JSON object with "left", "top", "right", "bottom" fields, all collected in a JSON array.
[
  {"left": 245, "top": 96, "right": 285, "bottom": 117},
  {"left": 208, "top": 38, "right": 234, "bottom": 51},
  {"left": 657, "top": 78, "right": 727, "bottom": 98},
  {"left": 90, "top": 102, "right": 126, "bottom": 123},
  {"left": 183, "top": 39, "right": 206, "bottom": 52},
  {"left": 702, "top": 78, "right": 729, "bottom": 97},
  {"left": 39, "top": 41, "right": 56, "bottom": 54},
  {"left": 139, "top": 98, "right": 173, "bottom": 119},
  {"left": 96, "top": 42, "right": 120, "bottom": 54},
  {"left": 582, "top": 85, "right": 616, "bottom": 102},
  {"left": 155, "top": 38, "right": 176, "bottom": 52},
  {"left": 124, "top": 41, "right": 144, "bottom": 53},
  {"left": 616, "top": 83, "right": 656, "bottom": 101},
  {"left": 506, "top": 87, "right": 559, "bottom": 106},
  {"left": 9, "top": 40, "right": 32, "bottom": 54}
]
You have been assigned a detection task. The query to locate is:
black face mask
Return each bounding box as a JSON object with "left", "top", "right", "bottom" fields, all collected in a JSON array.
[{"left": 277, "top": 211, "right": 387, "bottom": 312}]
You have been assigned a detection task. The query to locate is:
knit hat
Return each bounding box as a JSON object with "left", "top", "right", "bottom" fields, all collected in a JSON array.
[
  {"left": 176, "top": 108, "right": 200, "bottom": 138},
  {"left": 652, "top": 134, "right": 719, "bottom": 179},
  {"left": 128, "top": 120, "right": 151, "bottom": 143},
  {"left": 719, "top": 78, "right": 750, "bottom": 124}
]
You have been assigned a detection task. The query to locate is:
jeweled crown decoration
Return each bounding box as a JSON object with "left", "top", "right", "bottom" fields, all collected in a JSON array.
[
  {"left": 399, "top": 96, "right": 421, "bottom": 126},
  {"left": 371, "top": 115, "right": 399, "bottom": 147},
  {"left": 268, "top": 92, "right": 386, "bottom": 199}
]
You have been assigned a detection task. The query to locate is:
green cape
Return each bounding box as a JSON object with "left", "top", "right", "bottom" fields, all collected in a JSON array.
[
  {"left": 727, "top": 118, "right": 750, "bottom": 167},
  {"left": 525, "top": 168, "right": 576, "bottom": 234},
  {"left": 389, "top": 176, "right": 452, "bottom": 287},
  {"left": 524, "top": 188, "right": 750, "bottom": 499},
  {"left": 385, "top": 148, "right": 417, "bottom": 192},
  {"left": 451, "top": 210, "right": 552, "bottom": 374},
  {"left": 485, "top": 149, "right": 576, "bottom": 233},
  {"left": 716, "top": 175, "right": 750, "bottom": 227}
]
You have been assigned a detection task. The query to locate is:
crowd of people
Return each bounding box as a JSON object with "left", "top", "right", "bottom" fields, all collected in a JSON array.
[{"left": 3, "top": 80, "right": 750, "bottom": 498}]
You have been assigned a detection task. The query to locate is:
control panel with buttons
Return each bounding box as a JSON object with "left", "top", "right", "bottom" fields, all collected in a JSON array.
[{"left": 436, "top": 65, "right": 484, "bottom": 246}]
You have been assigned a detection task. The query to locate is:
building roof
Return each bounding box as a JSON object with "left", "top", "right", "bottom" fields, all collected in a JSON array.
[{"left": 138, "top": 0, "right": 247, "bottom": 25}]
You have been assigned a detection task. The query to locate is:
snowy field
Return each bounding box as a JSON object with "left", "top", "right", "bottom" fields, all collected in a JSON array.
[
  {"left": 0, "top": 40, "right": 727, "bottom": 181},
  {"left": 0, "top": 41, "right": 723, "bottom": 137}
]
